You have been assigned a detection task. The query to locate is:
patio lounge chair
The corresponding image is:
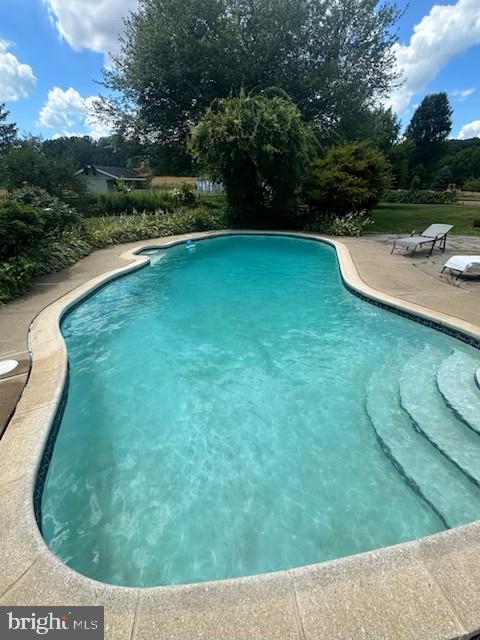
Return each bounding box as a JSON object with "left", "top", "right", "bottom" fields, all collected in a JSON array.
[
  {"left": 391, "top": 224, "right": 453, "bottom": 256},
  {"left": 442, "top": 255, "right": 480, "bottom": 279}
]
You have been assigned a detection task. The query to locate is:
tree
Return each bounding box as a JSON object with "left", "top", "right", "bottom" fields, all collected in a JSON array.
[
  {"left": 0, "top": 104, "right": 17, "bottom": 154},
  {"left": 0, "top": 139, "right": 86, "bottom": 196},
  {"left": 190, "top": 90, "right": 315, "bottom": 221},
  {"left": 430, "top": 165, "right": 452, "bottom": 191},
  {"left": 103, "top": 0, "right": 400, "bottom": 143},
  {"left": 355, "top": 107, "right": 401, "bottom": 153},
  {"left": 388, "top": 139, "right": 415, "bottom": 189},
  {"left": 405, "top": 93, "right": 453, "bottom": 146},
  {"left": 305, "top": 142, "right": 391, "bottom": 214}
]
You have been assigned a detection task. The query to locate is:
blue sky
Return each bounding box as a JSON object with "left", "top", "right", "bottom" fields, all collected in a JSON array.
[{"left": 0, "top": 0, "right": 479, "bottom": 140}]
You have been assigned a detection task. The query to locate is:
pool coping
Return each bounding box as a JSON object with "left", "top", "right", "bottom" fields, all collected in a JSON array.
[{"left": 1, "top": 229, "right": 480, "bottom": 640}]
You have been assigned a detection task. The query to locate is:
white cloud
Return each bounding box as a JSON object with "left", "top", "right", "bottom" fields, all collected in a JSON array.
[
  {"left": 0, "top": 40, "right": 36, "bottom": 102},
  {"left": 38, "top": 87, "right": 112, "bottom": 139},
  {"left": 452, "top": 88, "right": 476, "bottom": 100},
  {"left": 459, "top": 120, "right": 480, "bottom": 139},
  {"left": 43, "top": 0, "right": 138, "bottom": 55},
  {"left": 388, "top": 0, "right": 480, "bottom": 114}
]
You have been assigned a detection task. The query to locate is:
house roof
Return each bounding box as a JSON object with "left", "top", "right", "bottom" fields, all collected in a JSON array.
[{"left": 76, "top": 165, "right": 146, "bottom": 180}]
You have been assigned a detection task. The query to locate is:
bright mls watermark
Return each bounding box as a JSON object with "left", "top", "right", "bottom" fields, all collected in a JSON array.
[{"left": 0, "top": 607, "right": 104, "bottom": 638}]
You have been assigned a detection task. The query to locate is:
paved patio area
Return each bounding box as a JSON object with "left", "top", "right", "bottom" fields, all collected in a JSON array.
[{"left": 0, "top": 232, "right": 479, "bottom": 437}]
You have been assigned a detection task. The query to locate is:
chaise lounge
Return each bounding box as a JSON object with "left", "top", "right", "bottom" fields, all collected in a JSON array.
[
  {"left": 442, "top": 255, "right": 480, "bottom": 279},
  {"left": 391, "top": 224, "right": 453, "bottom": 256}
]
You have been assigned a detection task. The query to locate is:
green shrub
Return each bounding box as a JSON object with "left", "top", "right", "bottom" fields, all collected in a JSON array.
[
  {"left": 190, "top": 90, "right": 315, "bottom": 223},
  {"left": 304, "top": 210, "right": 373, "bottom": 237},
  {"left": 305, "top": 142, "right": 391, "bottom": 215},
  {"left": 71, "top": 188, "right": 200, "bottom": 217},
  {"left": 27, "top": 228, "right": 92, "bottom": 275},
  {"left": 9, "top": 185, "right": 81, "bottom": 229},
  {"left": 86, "top": 207, "right": 228, "bottom": 248},
  {"left": 382, "top": 189, "right": 457, "bottom": 204},
  {"left": 463, "top": 177, "right": 480, "bottom": 192},
  {"left": 0, "top": 256, "right": 37, "bottom": 304},
  {"left": 0, "top": 202, "right": 45, "bottom": 260}
]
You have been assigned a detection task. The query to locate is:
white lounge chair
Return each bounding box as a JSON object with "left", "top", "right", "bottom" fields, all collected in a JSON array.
[
  {"left": 442, "top": 255, "right": 480, "bottom": 279},
  {"left": 391, "top": 224, "right": 453, "bottom": 256}
]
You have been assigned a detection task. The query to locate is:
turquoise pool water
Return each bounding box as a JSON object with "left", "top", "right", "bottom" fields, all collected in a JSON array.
[{"left": 41, "top": 235, "right": 480, "bottom": 587}]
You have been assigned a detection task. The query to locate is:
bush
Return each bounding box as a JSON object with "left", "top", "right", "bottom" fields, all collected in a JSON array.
[
  {"left": 190, "top": 90, "right": 315, "bottom": 223},
  {"left": 305, "top": 142, "right": 391, "bottom": 215},
  {"left": 304, "top": 210, "right": 373, "bottom": 237},
  {"left": 0, "top": 256, "right": 37, "bottom": 304},
  {"left": 67, "top": 188, "right": 199, "bottom": 217},
  {"left": 86, "top": 207, "right": 228, "bottom": 248},
  {"left": 0, "top": 186, "right": 91, "bottom": 304},
  {"left": 463, "top": 177, "right": 480, "bottom": 192},
  {"left": 382, "top": 189, "right": 457, "bottom": 204}
]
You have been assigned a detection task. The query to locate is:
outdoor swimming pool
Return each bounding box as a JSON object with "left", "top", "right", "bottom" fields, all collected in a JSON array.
[{"left": 40, "top": 234, "right": 480, "bottom": 587}]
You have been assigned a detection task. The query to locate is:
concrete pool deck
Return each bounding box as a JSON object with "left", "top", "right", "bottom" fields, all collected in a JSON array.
[{"left": 0, "top": 230, "right": 480, "bottom": 639}]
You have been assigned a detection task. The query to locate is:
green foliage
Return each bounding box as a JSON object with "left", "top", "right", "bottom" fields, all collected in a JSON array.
[
  {"left": 170, "top": 183, "right": 197, "bottom": 206},
  {"left": 0, "top": 186, "right": 91, "bottom": 304},
  {"left": 0, "top": 104, "right": 17, "bottom": 155},
  {"left": 74, "top": 190, "right": 176, "bottom": 216},
  {"left": 388, "top": 140, "right": 415, "bottom": 189},
  {"left": 463, "top": 177, "right": 480, "bottom": 191},
  {"left": 405, "top": 93, "right": 453, "bottom": 146},
  {"left": 305, "top": 142, "right": 391, "bottom": 215},
  {"left": 410, "top": 175, "right": 422, "bottom": 191},
  {"left": 104, "top": 0, "right": 399, "bottom": 143},
  {"left": 0, "top": 202, "right": 45, "bottom": 260},
  {"left": 351, "top": 107, "right": 401, "bottom": 152},
  {"left": 448, "top": 145, "right": 480, "bottom": 185},
  {"left": 9, "top": 184, "right": 81, "bottom": 228},
  {"left": 382, "top": 189, "right": 457, "bottom": 205},
  {"left": 430, "top": 166, "right": 453, "bottom": 191},
  {"left": 304, "top": 210, "right": 373, "bottom": 236},
  {"left": 190, "top": 90, "right": 315, "bottom": 222},
  {"left": 0, "top": 256, "right": 37, "bottom": 304},
  {"left": 0, "top": 139, "right": 86, "bottom": 196},
  {"left": 86, "top": 207, "right": 228, "bottom": 248}
]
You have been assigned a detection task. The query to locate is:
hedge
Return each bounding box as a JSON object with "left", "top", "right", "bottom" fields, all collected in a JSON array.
[{"left": 382, "top": 189, "right": 457, "bottom": 205}]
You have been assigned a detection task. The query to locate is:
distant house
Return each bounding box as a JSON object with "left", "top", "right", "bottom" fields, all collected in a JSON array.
[{"left": 76, "top": 165, "right": 147, "bottom": 193}]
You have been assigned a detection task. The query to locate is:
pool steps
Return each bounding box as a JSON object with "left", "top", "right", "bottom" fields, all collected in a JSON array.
[
  {"left": 399, "top": 347, "right": 480, "bottom": 487},
  {"left": 367, "top": 363, "right": 480, "bottom": 529},
  {"left": 437, "top": 350, "right": 480, "bottom": 435},
  {"left": 367, "top": 346, "right": 480, "bottom": 527}
]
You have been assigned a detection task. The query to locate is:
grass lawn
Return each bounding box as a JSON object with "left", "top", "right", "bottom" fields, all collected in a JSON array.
[{"left": 371, "top": 203, "right": 480, "bottom": 236}]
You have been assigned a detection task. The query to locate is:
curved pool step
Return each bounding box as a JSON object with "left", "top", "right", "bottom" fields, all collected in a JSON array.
[
  {"left": 367, "top": 365, "right": 480, "bottom": 528},
  {"left": 399, "top": 347, "right": 480, "bottom": 487},
  {"left": 476, "top": 366, "right": 480, "bottom": 392},
  {"left": 437, "top": 350, "right": 480, "bottom": 435}
]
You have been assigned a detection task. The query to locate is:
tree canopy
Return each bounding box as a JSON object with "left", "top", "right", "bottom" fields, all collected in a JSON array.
[
  {"left": 405, "top": 93, "right": 453, "bottom": 146},
  {"left": 103, "top": 0, "right": 400, "bottom": 143}
]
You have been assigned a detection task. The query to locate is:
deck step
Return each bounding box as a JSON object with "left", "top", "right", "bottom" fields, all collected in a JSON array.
[
  {"left": 399, "top": 346, "right": 480, "bottom": 487},
  {"left": 437, "top": 350, "right": 480, "bottom": 435},
  {"left": 367, "top": 364, "right": 480, "bottom": 528}
]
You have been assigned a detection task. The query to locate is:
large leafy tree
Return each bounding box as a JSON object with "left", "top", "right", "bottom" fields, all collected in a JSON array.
[
  {"left": 103, "top": 0, "right": 400, "bottom": 143},
  {"left": 190, "top": 90, "right": 315, "bottom": 221},
  {"left": 0, "top": 104, "right": 18, "bottom": 154},
  {"left": 405, "top": 93, "right": 453, "bottom": 146},
  {"left": 0, "top": 139, "right": 86, "bottom": 196}
]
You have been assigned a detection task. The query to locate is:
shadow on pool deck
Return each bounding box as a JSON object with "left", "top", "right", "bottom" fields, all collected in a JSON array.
[{"left": 0, "top": 231, "right": 479, "bottom": 438}]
